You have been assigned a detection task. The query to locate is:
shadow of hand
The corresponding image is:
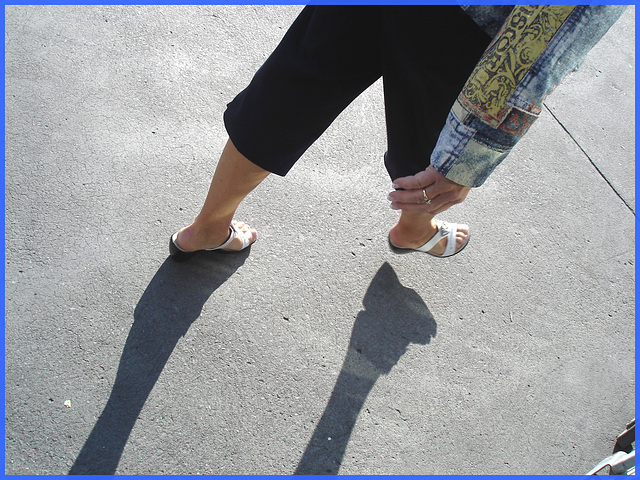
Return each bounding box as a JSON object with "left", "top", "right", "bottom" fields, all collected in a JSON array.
[{"left": 295, "top": 262, "right": 436, "bottom": 474}]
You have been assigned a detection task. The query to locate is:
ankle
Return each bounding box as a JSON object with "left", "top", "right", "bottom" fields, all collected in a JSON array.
[
  {"left": 396, "top": 216, "right": 437, "bottom": 238},
  {"left": 192, "top": 214, "right": 233, "bottom": 237}
]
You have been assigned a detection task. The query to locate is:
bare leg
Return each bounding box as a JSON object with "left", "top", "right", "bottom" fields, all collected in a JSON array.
[
  {"left": 388, "top": 211, "right": 469, "bottom": 256},
  {"left": 174, "top": 139, "right": 270, "bottom": 252}
]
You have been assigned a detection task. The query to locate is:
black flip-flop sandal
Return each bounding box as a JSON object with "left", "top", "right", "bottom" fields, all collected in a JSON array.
[{"left": 169, "top": 221, "right": 256, "bottom": 261}]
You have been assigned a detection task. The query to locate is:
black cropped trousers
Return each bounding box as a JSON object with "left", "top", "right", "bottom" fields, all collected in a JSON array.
[{"left": 224, "top": 6, "right": 491, "bottom": 180}]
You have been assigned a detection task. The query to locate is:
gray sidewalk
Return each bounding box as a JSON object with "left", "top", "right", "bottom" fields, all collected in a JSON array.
[{"left": 5, "top": 5, "right": 635, "bottom": 475}]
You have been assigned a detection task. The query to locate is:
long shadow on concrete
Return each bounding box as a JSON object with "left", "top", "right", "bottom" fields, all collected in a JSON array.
[
  {"left": 69, "top": 249, "right": 250, "bottom": 475},
  {"left": 295, "top": 262, "right": 437, "bottom": 474}
]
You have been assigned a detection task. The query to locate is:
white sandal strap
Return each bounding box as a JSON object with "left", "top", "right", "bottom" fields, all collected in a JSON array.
[
  {"left": 413, "top": 220, "right": 461, "bottom": 256},
  {"left": 210, "top": 224, "right": 237, "bottom": 251},
  {"left": 442, "top": 222, "right": 458, "bottom": 257},
  {"left": 212, "top": 221, "right": 254, "bottom": 251},
  {"left": 232, "top": 222, "right": 253, "bottom": 250},
  {"left": 414, "top": 219, "right": 445, "bottom": 253}
]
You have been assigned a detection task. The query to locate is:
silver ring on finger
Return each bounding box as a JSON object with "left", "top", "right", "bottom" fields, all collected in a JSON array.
[{"left": 422, "top": 188, "right": 431, "bottom": 205}]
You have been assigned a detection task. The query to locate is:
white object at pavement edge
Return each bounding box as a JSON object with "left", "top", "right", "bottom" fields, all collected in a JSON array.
[{"left": 586, "top": 419, "right": 635, "bottom": 475}]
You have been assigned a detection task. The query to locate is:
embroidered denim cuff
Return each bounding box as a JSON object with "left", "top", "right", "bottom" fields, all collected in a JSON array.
[{"left": 431, "top": 103, "right": 516, "bottom": 187}]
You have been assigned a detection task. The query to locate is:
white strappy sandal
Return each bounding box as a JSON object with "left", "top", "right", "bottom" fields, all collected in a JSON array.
[
  {"left": 169, "top": 220, "right": 256, "bottom": 260},
  {"left": 388, "top": 219, "right": 470, "bottom": 258}
]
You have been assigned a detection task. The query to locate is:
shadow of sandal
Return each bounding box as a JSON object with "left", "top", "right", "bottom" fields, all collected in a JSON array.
[
  {"left": 69, "top": 249, "right": 250, "bottom": 475},
  {"left": 295, "top": 262, "right": 437, "bottom": 474}
]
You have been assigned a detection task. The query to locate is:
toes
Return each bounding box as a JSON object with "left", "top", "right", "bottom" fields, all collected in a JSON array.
[
  {"left": 456, "top": 227, "right": 469, "bottom": 250},
  {"left": 456, "top": 224, "right": 470, "bottom": 236},
  {"left": 231, "top": 220, "right": 257, "bottom": 249},
  {"left": 234, "top": 221, "right": 256, "bottom": 236},
  {"left": 232, "top": 220, "right": 246, "bottom": 231}
]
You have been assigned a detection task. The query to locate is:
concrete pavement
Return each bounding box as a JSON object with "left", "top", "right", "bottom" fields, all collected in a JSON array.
[{"left": 5, "top": 5, "right": 635, "bottom": 475}]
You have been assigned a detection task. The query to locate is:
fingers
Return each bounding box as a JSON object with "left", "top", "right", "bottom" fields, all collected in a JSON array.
[
  {"left": 388, "top": 180, "right": 461, "bottom": 210},
  {"left": 390, "top": 193, "right": 463, "bottom": 215},
  {"left": 390, "top": 200, "right": 458, "bottom": 215},
  {"left": 389, "top": 165, "right": 472, "bottom": 215},
  {"left": 388, "top": 185, "right": 437, "bottom": 205},
  {"left": 392, "top": 169, "right": 437, "bottom": 190}
]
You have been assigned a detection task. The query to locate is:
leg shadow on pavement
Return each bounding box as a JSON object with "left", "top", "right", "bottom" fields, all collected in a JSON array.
[
  {"left": 69, "top": 249, "right": 250, "bottom": 475},
  {"left": 294, "top": 262, "right": 437, "bottom": 475}
]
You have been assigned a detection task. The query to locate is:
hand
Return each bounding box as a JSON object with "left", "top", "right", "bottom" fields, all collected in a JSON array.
[{"left": 388, "top": 165, "right": 471, "bottom": 215}]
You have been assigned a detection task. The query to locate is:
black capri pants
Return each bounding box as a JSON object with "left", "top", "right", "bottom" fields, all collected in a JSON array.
[{"left": 224, "top": 6, "right": 491, "bottom": 180}]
